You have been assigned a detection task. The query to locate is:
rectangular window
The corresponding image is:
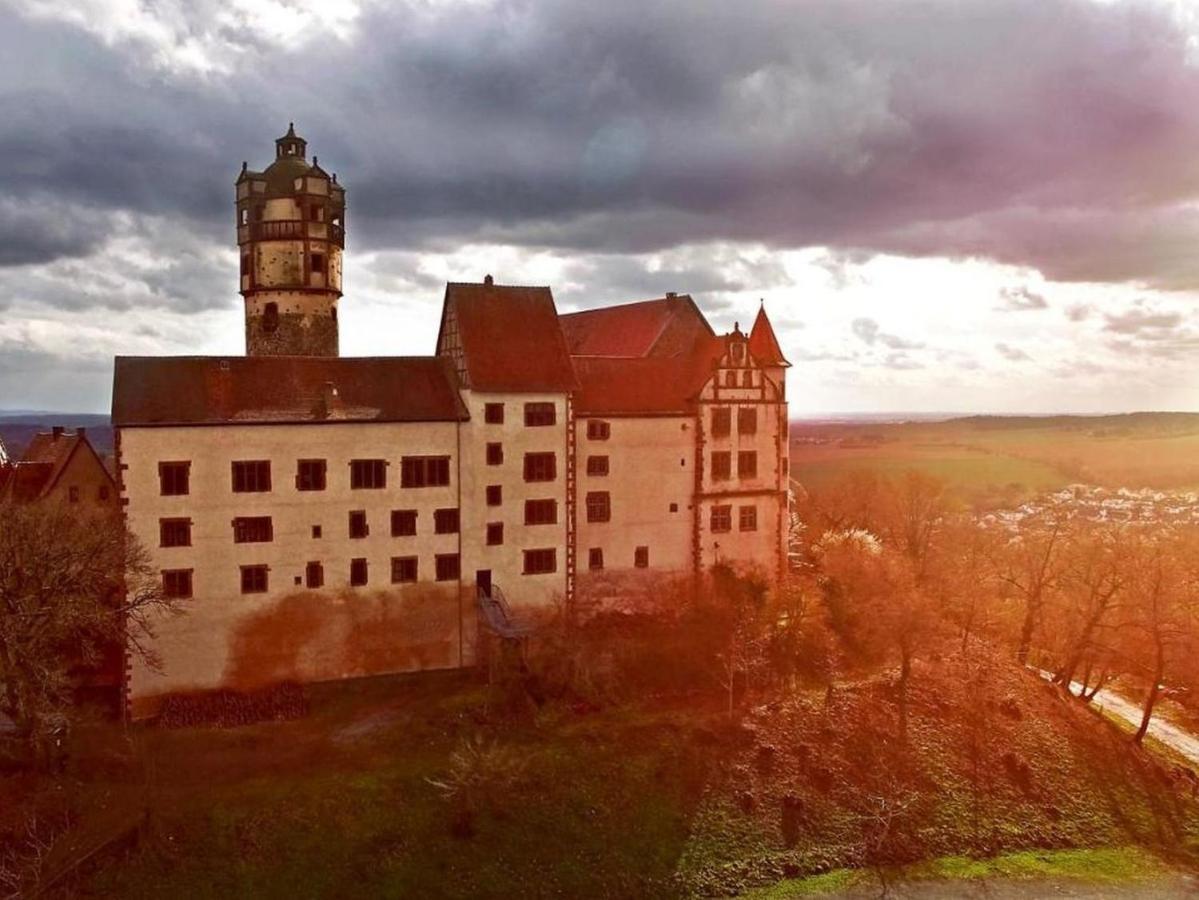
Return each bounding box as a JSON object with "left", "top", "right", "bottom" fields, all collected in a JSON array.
[
  {"left": 349, "top": 510, "right": 369, "bottom": 539},
  {"left": 711, "top": 451, "right": 731, "bottom": 481},
  {"left": 296, "top": 459, "right": 327, "bottom": 491},
  {"left": 586, "top": 455, "right": 609, "bottom": 476},
  {"left": 486, "top": 484, "right": 502, "bottom": 506},
  {"left": 232, "top": 460, "right": 271, "bottom": 493},
  {"left": 486, "top": 442, "right": 504, "bottom": 466},
  {"left": 350, "top": 558, "right": 368, "bottom": 586},
  {"left": 739, "top": 505, "right": 758, "bottom": 532},
  {"left": 486, "top": 522, "right": 504, "bottom": 546},
  {"left": 401, "top": 455, "right": 451, "bottom": 488},
  {"left": 162, "top": 569, "right": 193, "bottom": 600},
  {"left": 305, "top": 561, "right": 324, "bottom": 589},
  {"left": 585, "top": 491, "right": 611, "bottom": 523},
  {"left": 738, "top": 450, "right": 758, "bottom": 479},
  {"left": 435, "top": 553, "right": 460, "bottom": 581},
  {"left": 233, "top": 516, "right": 273, "bottom": 543},
  {"left": 159, "top": 518, "right": 191, "bottom": 548},
  {"left": 738, "top": 407, "right": 757, "bottom": 435},
  {"left": 524, "top": 499, "right": 558, "bottom": 525},
  {"left": 434, "top": 508, "right": 460, "bottom": 534},
  {"left": 312, "top": 524, "right": 322, "bottom": 539},
  {"left": 311, "top": 252, "right": 325, "bottom": 273},
  {"left": 524, "top": 402, "right": 556, "bottom": 427},
  {"left": 711, "top": 505, "right": 732, "bottom": 533},
  {"left": 711, "top": 407, "right": 731, "bottom": 438},
  {"left": 523, "top": 548, "right": 557, "bottom": 575},
  {"left": 241, "top": 565, "right": 268, "bottom": 594},
  {"left": 524, "top": 452, "right": 556, "bottom": 482},
  {"left": 634, "top": 546, "right": 649, "bottom": 569},
  {"left": 587, "top": 419, "right": 610, "bottom": 441},
  {"left": 350, "top": 458, "right": 387, "bottom": 490},
  {"left": 484, "top": 402, "right": 505, "bottom": 424},
  {"left": 159, "top": 461, "right": 190, "bottom": 496},
  {"left": 391, "top": 509, "right": 417, "bottom": 536},
  {"left": 589, "top": 548, "right": 604, "bottom": 571},
  {"left": 392, "top": 556, "right": 418, "bottom": 583}
]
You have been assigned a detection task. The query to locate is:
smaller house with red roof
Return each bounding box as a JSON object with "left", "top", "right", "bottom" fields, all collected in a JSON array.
[{"left": 0, "top": 427, "right": 117, "bottom": 511}]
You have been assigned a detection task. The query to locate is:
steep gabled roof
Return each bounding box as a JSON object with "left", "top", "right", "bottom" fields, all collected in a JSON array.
[
  {"left": 748, "top": 303, "right": 790, "bottom": 367},
  {"left": 572, "top": 337, "right": 724, "bottom": 415},
  {"left": 112, "top": 356, "right": 468, "bottom": 427},
  {"left": 439, "top": 281, "right": 577, "bottom": 393},
  {"left": 559, "top": 294, "right": 715, "bottom": 359},
  {"left": 0, "top": 429, "right": 114, "bottom": 502}
]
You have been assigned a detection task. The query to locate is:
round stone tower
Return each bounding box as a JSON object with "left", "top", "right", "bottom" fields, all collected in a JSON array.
[{"left": 236, "top": 124, "right": 345, "bottom": 357}]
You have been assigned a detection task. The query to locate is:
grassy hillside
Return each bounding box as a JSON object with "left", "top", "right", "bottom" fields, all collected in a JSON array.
[{"left": 36, "top": 654, "right": 1197, "bottom": 899}]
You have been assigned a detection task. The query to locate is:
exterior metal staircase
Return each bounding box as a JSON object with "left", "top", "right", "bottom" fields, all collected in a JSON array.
[{"left": 476, "top": 583, "right": 534, "bottom": 639}]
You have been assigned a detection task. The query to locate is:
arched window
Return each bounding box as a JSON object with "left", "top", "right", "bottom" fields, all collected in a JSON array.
[{"left": 263, "top": 302, "right": 279, "bottom": 333}]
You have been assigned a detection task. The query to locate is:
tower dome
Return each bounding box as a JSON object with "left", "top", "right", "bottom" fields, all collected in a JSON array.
[{"left": 235, "top": 125, "right": 346, "bottom": 357}]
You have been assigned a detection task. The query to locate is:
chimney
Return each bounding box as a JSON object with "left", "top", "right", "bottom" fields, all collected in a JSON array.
[
  {"left": 314, "top": 380, "right": 342, "bottom": 420},
  {"left": 665, "top": 291, "right": 677, "bottom": 299},
  {"left": 484, "top": 274, "right": 494, "bottom": 286},
  {"left": 77, "top": 427, "right": 87, "bottom": 439},
  {"left": 51, "top": 426, "right": 64, "bottom": 440}
]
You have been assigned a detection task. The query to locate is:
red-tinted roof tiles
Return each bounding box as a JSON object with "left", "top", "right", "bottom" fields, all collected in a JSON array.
[
  {"left": 112, "top": 356, "right": 468, "bottom": 427},
  {"left": 748, "top": 304, "right": 790, "bottom": 366},
  {"left": 441, "top": 282, "right": 577, "bottom": 393},
  {"left": 560, "top": 294, "right": 714, "bottom": 359}
]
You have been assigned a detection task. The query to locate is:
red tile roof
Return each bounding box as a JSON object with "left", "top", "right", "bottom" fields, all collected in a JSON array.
[
  {"left": 441, "top": 282, "right": 577, "bottom": 392},
  {"left": 748, "top": 304, "right": 790, "bottom": 366},
  {"left": 560, "top": 294, "right": 715, "bottom": 359},
  {"left": 0, "top": 429, "right": 113, "bottom": 502},
  {"left": 112, "top": 356, "right": 468, "bottom": 427},
  {"left": 573, "top": 334, "right": 726, "bottom": 415}
]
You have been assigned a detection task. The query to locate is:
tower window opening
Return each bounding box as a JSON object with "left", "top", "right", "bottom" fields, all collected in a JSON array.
[
  {"left": 240, "top": 208, "right": 248, "bottom": 225},
  {"left": 311, "top": 253, "right": 325, "bottom": 274},
  {"left": 263, "top": 302, "right": 279, "bottom": 333},
  {"left": 309, "top": 204, "right": 324, "bottom": 222}
]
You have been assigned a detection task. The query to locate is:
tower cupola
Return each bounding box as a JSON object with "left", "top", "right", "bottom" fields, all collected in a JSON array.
[{"left": 235, "top": 125, "right": 346, "bottom": 357}]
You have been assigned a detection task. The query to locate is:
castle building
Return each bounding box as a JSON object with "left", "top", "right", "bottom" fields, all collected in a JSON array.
[{"left": 111, "top": 128, "right": 790, "bottom": 717}]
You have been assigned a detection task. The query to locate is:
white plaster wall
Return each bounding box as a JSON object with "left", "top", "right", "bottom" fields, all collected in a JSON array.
[{"left": 121, "top": 421, "right": 469, "bottom": 715}]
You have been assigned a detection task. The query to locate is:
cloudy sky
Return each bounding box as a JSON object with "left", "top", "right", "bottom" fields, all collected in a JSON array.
[{"left": 2, "top": 0, "right": 1199, "bottom": 415}]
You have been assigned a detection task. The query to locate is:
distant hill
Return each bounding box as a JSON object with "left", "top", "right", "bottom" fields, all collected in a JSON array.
[{"left": 0, "top": 413, "right": 113, "bottom": 461}]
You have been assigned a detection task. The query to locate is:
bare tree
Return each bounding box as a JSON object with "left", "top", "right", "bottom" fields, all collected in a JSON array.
[
  {"left": 0, "top": 499, "right": 174, "bottom": 755},
  {"left": 993, "top": 508, "right": 1068, "bottom": 666}
]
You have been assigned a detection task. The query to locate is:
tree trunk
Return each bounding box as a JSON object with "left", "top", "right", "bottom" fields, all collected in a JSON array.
[
  {"left": 898, "top": 650, "right": 912, "bottom": 739},
  {"left": 1016, "top": 596, "right": 1038, "bottom": 666},
  {"left": 1134, "top": 646, "right": 1165, "bottom": 745}
]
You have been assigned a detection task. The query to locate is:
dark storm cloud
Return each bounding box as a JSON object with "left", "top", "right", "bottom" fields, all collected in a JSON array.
[{"left": 5, "top": 0, "right": 1199, "bottom": 291}]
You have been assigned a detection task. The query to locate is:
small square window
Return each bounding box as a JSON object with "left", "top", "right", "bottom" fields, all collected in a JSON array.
[
  {"left": 160, "top": 518, "right": 191, "bottom": 548},
  {"left": 523, "top": 452, "right": 556, "bottom": 482},
  {"left": 486, "top": 522, "right": 504, "bottom": 546},
  {"left": 312, "top": 524, "right": 322, "bottom": 539},
  {"left": 391, "top": 509, "right": 417, "bottom": 536},
  {"left": 588, "top": 548, "right": 603, "bottom": 571},
  {"left": 634, "top": 546, "right": 649, "bottom": 569},
  {"left": 296, "top": 459, "right": 327, "bottom": 491},
  {"left": 586, "top": 455, "right": 609, "bottom": 477},
  {"left": 434, "top": 508, "right": 460, "bottom": 534},
  {"left": 232, "top": 460, "right": 271, "bottom": 493},
  {"left": 435, "top": 553, "right": 460, "bottom": 581},
  {"left": 587, "top": 420, "right": 610, "bottom": 441},
  {"left": 241, "top": 565, "right": 268, "bottom": 594},
  {"left": 484, "top": 402, "right": 504, "bottom": 424},
  {"left": 350, "top": 558, "right": 368, "bottom": 586},
  {"left": 392, "top": 556, "right": 418, "bottom": 583},
  {"left": 669, "top": 502, "right": 679, "bottom": 513},
  {"left": 525, "top": 499, "right": 557, "bottom": 525},
  {"left": 162, "top": 569, "right": 193, "bottom": 600},
  {"left": 159, "top": 461, "right": 190, "bottom": 496},
  {"left": 486, "top": 442, "right": 504, "bottom": 466},
  {"left": 305, "top": 561, "right": 324, "bottom": 589},
  {"left": 349, "top": 510, "right": 369, "bottom": 539},
  {"left": 486, "top": 485, "right": 502, "bottom": 506}
]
